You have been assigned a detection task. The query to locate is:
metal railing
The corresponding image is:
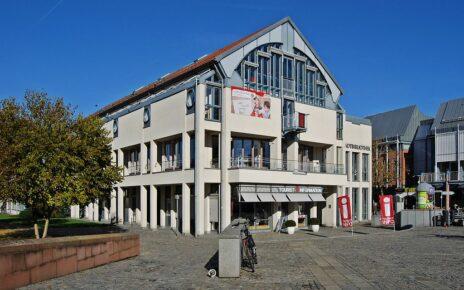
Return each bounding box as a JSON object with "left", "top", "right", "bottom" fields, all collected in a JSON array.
[
  {"left": 283, "top": 114, "right": 306, "bottom": 132},
  {"left": 230, "top": 157, "right": 344, "bottom": 175},
  {"left": 124, "top": 163, "right": 141, "bottom": 176},
  {"left": 420, "top": 171, "right": 464, "bottom": 183},
  {"left": 160, "top": 159, "right": 183, "bottom": 171}
]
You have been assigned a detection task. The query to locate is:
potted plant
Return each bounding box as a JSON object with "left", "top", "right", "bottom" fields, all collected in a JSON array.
[
  {"left": 283, "top": 220, "right": 296, "bottom": 235},
  {"left": 309, "top": 218, "right": 320, "bottom": 233}
]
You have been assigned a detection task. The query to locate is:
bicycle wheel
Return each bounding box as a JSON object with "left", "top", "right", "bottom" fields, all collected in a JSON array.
[{"left": 243, "top": 245, "right": 255, "bottom": 272}]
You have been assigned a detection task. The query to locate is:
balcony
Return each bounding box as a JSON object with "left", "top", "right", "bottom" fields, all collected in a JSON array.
[
  {"left": 420, "top": 171, "right": 464, "bottom": 183},
  {"left": 230, "top": 157, "right": 344, "bottom": 175},
  {"left": 283, "top": 113, "right": 306, "bottom": 134},
  {"left": 124, "top": 163, "right": 141, "bottom": 176},
  {"left": 160, "top": 159, "right": 182, "bottom": 171}
]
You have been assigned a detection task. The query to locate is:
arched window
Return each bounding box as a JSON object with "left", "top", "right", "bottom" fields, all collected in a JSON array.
[{"left": 235, "top": 45, "right": 332, "bottom": 108}]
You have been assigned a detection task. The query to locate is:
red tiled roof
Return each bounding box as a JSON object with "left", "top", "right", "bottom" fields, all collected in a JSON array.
[{"left": 95, "top": 22, "right": 271, "bottom": 117}]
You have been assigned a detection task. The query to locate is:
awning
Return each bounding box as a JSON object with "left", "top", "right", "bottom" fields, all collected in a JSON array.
[
  {"left": 272, "top": 194, "right": 289, "bottom": 202},
  {"left": 309, "top": 193, "right": 325, "bottom": 202},
  {"left": 240, "top": 193, "right": 260, "bottom": 202},
  {"left": 258, "top": 193, "right": 275, "bottom": 202},
  {"left": 287, "top": 193, "right": 312, "bottom": 202}
]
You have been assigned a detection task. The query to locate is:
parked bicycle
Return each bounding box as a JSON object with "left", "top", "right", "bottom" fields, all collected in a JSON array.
[{"left": 241, "top": 220, "right": 258, "bottom": 272}]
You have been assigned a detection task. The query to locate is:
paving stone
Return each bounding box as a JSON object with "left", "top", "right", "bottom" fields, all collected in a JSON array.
[{"left": 23, "top": 225, "right": 464, "bottom": 289}]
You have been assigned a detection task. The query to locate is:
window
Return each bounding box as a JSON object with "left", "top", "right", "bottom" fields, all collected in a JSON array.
[
  {"left": 306, "top": 70, "right": 315, "bottom": 104},
  {"left": 257, "top": 55, "right": 270, "bottom": 92},
  {"left": 113, "top": 118, "right": 118, "bottom": 138},
  {"left": 146, "top": 142, "right": 151, "bottom": 173},
  {"left": 236, "top": 44, "right": 332, "bottom": 108},
  {"left": 352, "top": 152, "right": 359, "bottom": 181},
  {"left": 362, "top": 154, "right": 369, "bottom": 181},
  {"left": 336, "top": 112, "right": 343, "bottom": 140},
  {"left": 143, "top": 106, "right": 150, "bottom": 128},
  {"left": 231, "top": 137, "right": 270, "bottom": 169},
  {"left": 205, "top": 85, "right": 221, "bottom": 121},
  {"left": 352, "top": 188, "right": 359, "bottom": 220},
  {"left": 190, "top": 136, "right": 195, "bottom": 168},
  {"left": 345, "top": 151, "right": 350, "bottom": 181},
  {"left": 362, "top": 188, "right": 369, "bottom": 220}
]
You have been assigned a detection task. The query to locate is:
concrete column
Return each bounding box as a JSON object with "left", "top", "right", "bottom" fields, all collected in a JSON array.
[
  {"left": 160, "top": 187, "right": 166, "bottom": 228},
  {"left": 194, "top": 83, "right": 206, "bottom": 236},
  {"left": 117, "top": 149, "right": 124, "bottom": 175},
  {"left": 287, "top": 140, "right": 299, "bottom": 170},
  {"left": 150, "top": 185, "right": 158, "bottom": 230},
  {"left": 310, "top": 204, "right": 318, "bottom": 218},
  {"left": 150, "top": 140, "right": 158, "bottom": 172},
  {"left": 205, "top": 195, "right": 211, "bottom": 233},
  {"left": 182, "top": 183, "right": 190, "bottom": 234},
  {"left": 140, "top": 185, "right": 148, "bottom": 228},
  {"left": 220, "top": 131, "right": 231, "bottom": 231},
  {"left": 183, "top": 132, "right": 190, "bottom": 170},
  {"left": 141, "top": 143, "right": 147, "bottom": 174},
  {"left": 170, "top": 185, "right": 177, "bottom": 229},
  {"left": 357, "top": 187, "right": 363, "bottom": 221},
  {"left": 368, "top": 186, "right": 373, "bottom": 221},
  {"left": 110, "top": 188, "right": 117, "bottom": 222},
  {"left": 346, "top": 151, "right": 351, "bottom": 181},
  {"left": 117, "top": 187, "right": 124, "bottom": 224},
  {"left": 288, "top": 203, "right": 299, "bottom": 229},
  {"left": 93, "top": 200, "right": 99, "bottom": 221},
  {"left": 103, "top": 200, "right": 109, "bottom": 221},
  {"left": 271, "top": 203, "right": 282, "bottom": 231},
  {"left": 135, "top": 190, "right": 141, "bottom": 225}
]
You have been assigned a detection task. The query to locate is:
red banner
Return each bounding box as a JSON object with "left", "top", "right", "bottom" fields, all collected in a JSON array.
[
  {"left": 337, "top": 195, "right": 352, "bottom": 228},
  {"left": 379, "top": 195, "right": 395, "bottom": 225}
]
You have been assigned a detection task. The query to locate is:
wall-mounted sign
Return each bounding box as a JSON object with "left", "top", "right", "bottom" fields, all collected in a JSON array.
[
  {"left": 238, "top": 184, "right": 323, "bottom": 194},
  {"left": 231, "top": 86, "right": 271, "bottom": 119},
  {"left": 345, "top": 143, "right": 370, "bottom": 151}
]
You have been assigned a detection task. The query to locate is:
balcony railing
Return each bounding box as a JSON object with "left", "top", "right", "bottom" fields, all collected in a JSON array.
[
  {"left": 124, "top": 163, "right": 141, "bottom": 176},
  {"left": 420, "top": 171, "right": 464, "bottom": 183},
  {"left": 160, "top": 159, "right": 182, "bottom": 171},
  {"left": 230, "top": 157, "right": 344, "bottom": 175},
  {"left": 283, "top": 113, "right": 306, "bottom": 133}
]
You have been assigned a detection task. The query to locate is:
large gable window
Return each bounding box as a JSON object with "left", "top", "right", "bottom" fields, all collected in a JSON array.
[{"left": 236, "top": 44, "right": 332, "bottom": 108}]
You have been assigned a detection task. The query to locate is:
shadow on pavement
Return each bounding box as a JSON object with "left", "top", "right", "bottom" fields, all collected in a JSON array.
[{"left": 204, "top": 250, "right": 218, "bottom": 272}]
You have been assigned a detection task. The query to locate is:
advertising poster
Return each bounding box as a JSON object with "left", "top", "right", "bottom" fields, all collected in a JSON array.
[
  {"left": 231, "top": 86, "right": 271, "bottom": 119},
  {"left": 337, "top": 195, "right": 352, "bottom": 228},
  {"left": 379, "top": 195, "right": 395, "bottom": 225}
]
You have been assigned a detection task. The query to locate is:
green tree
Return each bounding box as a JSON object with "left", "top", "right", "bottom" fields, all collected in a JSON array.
[{"left": 0, "top": 91, "right": 121, "bottom": 238}]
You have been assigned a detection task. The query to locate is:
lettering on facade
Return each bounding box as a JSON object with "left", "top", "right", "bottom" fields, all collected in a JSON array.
[
  {"left": 345, "top": 143, "right": 371, "bottom": 151},
  {"left": 238, "top": 184, "right": 323, "bottom": 194}
]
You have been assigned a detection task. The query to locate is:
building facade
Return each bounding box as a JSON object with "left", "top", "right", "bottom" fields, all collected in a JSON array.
[
  {"left": 418, "top": 98, "right": 464, "bottom": 207},
  {"left": 366, "top": 106, "right": 429, "bottom": 194},
  {"left": 71, "top": 17, "right": 372, "bottom": 235}
]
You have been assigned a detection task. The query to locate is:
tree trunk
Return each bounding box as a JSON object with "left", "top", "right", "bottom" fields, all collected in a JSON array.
[
  {"left": 34, "top": 223, "right": 40, "bottom": 239},
  {"left": 42, "top": 219, "right": 50, "bottom": 238}
]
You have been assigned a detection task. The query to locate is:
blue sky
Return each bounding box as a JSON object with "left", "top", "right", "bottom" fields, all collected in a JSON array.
[{"left": 1, "top": 0, "right": 463, "bottom": 117}]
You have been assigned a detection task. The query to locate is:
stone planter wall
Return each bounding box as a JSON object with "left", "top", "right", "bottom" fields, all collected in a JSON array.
[{"left": 0, "top": 233, "right": 140, "bottom": 289}]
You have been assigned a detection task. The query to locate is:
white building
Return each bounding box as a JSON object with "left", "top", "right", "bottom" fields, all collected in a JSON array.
[{"left": 71, "top": 17, "right": 372, "bottom": 235}]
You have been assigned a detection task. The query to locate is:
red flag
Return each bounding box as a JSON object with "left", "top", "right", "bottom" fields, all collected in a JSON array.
[
  {"left": 337, "top": 195, "right": 352, "bottom": 228},
  {"left": 379, "top": 195, "right": 395, "bottom": 225}
]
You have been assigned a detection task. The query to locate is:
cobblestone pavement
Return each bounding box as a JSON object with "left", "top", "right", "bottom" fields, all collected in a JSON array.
[{"left": 25, "top": 225, "right": 464, "bottom": 289}]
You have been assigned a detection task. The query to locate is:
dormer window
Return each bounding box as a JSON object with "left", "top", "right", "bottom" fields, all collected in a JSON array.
[{"left": 143, "top": 106, "right": 151, "bottom": 128}]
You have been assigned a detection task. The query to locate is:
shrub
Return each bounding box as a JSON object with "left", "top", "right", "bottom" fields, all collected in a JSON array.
[
  {"left": 309, "top": 218, "right": 320, "bottom": 225},
  {"left": 283, "top": 220, "right": 296, "bottom": 228}
]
